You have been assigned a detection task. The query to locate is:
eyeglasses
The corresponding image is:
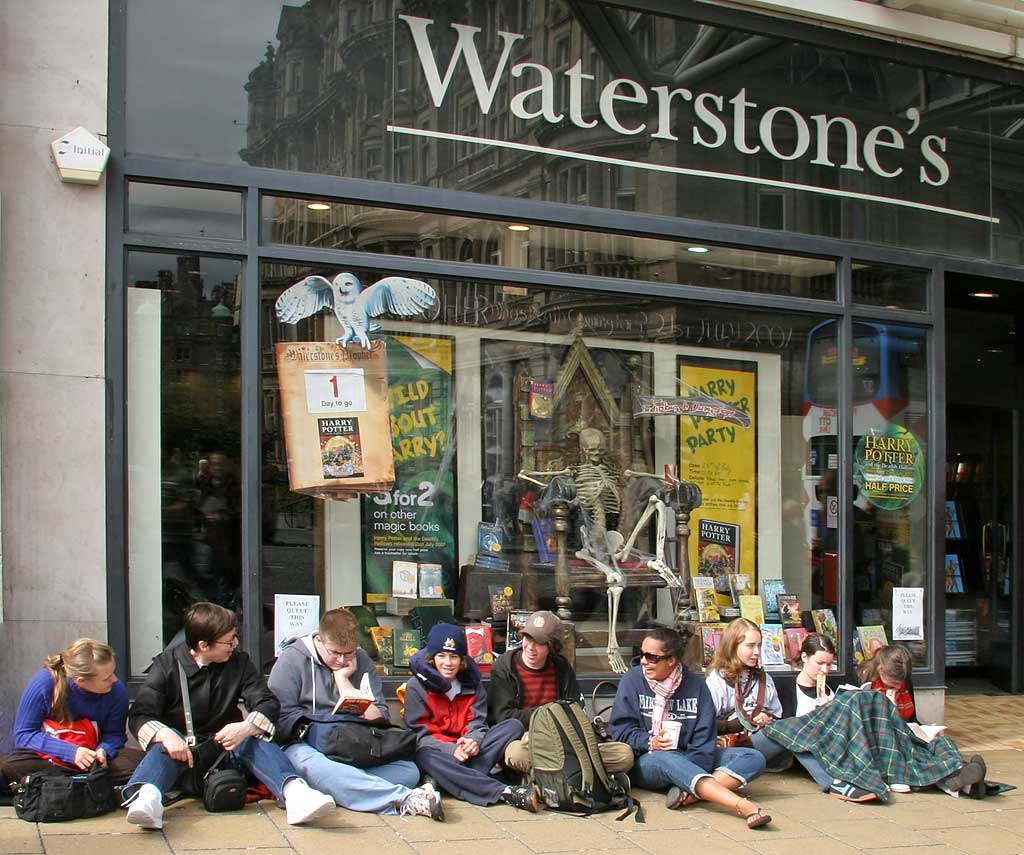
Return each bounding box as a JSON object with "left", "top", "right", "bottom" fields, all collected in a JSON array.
[
  {"left": 211, "top": 635, "right": 239, "bottom": 648},
  {"left": 640, "top": 651, "right": 673, "bottom": 664},
  {"left": 316, "top": 636, "right": 357, "bottom": 660}
]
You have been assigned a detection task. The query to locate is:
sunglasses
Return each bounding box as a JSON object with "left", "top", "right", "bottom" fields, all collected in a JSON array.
[{"left": 640, "top": 651, "right": 673, "bottom": 664}]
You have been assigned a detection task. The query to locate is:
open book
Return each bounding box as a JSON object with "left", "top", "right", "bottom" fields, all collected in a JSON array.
[
  {"left": 836, "top": 681, "right": 873, "bottom": 693},
  {"left": 332, "top": 688, "right": 374, "bottom": 715},
  {"left": 907, "top": 723, "right": 947, "bottom": 744}
]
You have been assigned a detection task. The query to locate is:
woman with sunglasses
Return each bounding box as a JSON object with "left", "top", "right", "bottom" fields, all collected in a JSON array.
[{"left": 609, "top": 627, "right": 772, "bottom": 829}]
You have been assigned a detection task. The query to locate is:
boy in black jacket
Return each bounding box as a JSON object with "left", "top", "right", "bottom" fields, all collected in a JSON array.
[{"left": 123, "top": 602, "right": 334, "bottom": 830}]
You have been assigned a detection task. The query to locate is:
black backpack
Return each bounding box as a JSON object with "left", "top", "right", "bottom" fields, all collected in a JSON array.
[{"left": 527, "top": 701, "right": 641, "bottom": 821}]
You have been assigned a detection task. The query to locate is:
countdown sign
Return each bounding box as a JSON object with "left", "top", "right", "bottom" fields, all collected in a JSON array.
[{"left": 275, "top": 341, "right": 395, "bottom": 498}]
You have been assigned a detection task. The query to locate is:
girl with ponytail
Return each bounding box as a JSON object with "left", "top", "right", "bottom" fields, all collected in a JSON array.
[{"left": 1, "top": 639, "right": 141, "bottom": 792}]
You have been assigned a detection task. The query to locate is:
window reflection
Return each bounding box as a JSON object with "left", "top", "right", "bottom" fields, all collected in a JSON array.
[
  {"left": 127, "top": 252, "right": 242, "bottom": 670},
  {"left": 261, "top": 196, "right": 838, "bottom": 300}
]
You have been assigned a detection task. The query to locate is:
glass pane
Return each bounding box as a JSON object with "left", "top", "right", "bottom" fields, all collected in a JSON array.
[
  {"left": 848, "top": 323, "right": 930, "bottom": 665},
  {"left": 261, "top": 196, "right": 837, "bottom": 300},
  {"left": 127, "top": 251, "right": 242, "bottom": 674},
  {"left": 853, "top": 263, "right": 927, "bottom": 311},
  {"left": 261, "top": 260, "right": 837, "bottom": 677},
  {"left": 124, "top": 0, "right": 1020, "bottom": 260},
  {"left": 128, "top": 182, "right": 243, "bottom": 240}
]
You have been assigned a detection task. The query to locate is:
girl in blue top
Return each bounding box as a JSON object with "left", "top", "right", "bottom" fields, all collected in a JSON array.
[
  {"left": 0, "top": 638, "right": 142, "bottom": 791},
  {"left": 609, "top": 626, "right": 772, "bottom": 829}
]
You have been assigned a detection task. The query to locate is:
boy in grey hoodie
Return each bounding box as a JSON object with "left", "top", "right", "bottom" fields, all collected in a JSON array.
[{"left": 268, "top": 607, "right": 443, "bottom": 819}]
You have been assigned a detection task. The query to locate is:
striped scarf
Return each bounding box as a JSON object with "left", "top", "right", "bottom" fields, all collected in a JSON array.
[{"left": 645, "top": 665, "right": 683, "bottom": 745}]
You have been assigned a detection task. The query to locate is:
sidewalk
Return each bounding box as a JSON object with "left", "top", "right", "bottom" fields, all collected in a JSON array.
[{"left": 2, "top": 695, "right": 1021, "bottom": 855}]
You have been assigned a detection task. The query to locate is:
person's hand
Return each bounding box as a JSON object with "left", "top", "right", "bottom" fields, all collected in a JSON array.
[
  {"left": 816, "top": 694, "right": 832, "bottom": 708},
  {"left": 156, "top": 729, "right": 193, "bottom": 766},
  {"left": 95, "top": 748, "right": 108, "bottom": 766},
  {"left": 753, "top": 712, "right": 774, "bottom": 727},
  {"left": 650, "top": 733, "right": 675, "bottom": 751},
  {"left": 453, "top": 737, "right": 479, "bottom": 762},
  {"left": 362, "top": 703, "right": 383, "bottom": 721},
  {"left": 214, "top": 721, "right": 256, "bottom": 752},
  {"left": 73, "top": 746, "right": 98, "bottom": 769}
]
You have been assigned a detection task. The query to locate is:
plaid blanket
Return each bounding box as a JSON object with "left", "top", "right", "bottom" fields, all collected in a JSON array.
[{"left": 763, "top": 690, "right": 962, "bottom": 798}]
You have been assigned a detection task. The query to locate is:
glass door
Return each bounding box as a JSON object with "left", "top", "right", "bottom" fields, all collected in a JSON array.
[{"left": 946, "top": 407, "right": 1020, "bottom": 691}]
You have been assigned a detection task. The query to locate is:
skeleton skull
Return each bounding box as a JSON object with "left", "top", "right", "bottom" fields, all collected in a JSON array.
[{"left": 579, "top": 428, "right": 606, "bottom": 463}]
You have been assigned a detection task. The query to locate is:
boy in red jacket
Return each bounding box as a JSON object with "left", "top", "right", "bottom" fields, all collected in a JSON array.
[{"left": 403, "top": 623, "right": 538, "bottom": 811}]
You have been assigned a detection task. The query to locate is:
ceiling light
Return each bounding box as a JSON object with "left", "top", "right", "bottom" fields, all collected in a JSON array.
[
  {"left": 307, "top": 202, "right": 331, "bottom": 211},
  {"left": 508, "top": 223, "right": 530, "bottom": 232},
  {"left": 968, "top": 290, "right": 998, "bottom": 299},
  {"left": 686, "top": 246, "right": 710, "bottom": 253}
]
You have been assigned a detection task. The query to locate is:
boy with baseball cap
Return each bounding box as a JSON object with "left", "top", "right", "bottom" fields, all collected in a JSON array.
[{"left": 489, "top": 610, "right": 632, "bottom": 774}]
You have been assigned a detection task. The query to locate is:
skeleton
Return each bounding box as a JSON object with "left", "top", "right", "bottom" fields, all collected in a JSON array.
[
  {"left": 574, "top": 526, "right": 629, "bottom": 674},
  {"left": 520, "top": 428, "right": 621, "bottom": 533}
]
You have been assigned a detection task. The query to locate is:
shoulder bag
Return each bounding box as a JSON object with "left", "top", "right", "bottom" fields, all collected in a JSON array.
[
  {"left": 176, "top": 661, "right": 248, "bottom": 812},
  {"left": 302, "top": 715, "right": 416, "bottom": 768},
  {"left": 13, "top": 761, "right": 116, "bottom": 823}
]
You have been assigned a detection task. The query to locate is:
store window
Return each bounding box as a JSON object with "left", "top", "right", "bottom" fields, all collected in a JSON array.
[
  {"left": 258, "top": 258, "right": 839, "bottom": 675},
  {"left": 126, "top": 251, "right": 243, "bottom": 673},
  {"left": 127, "top": 182, "right": 243, "bottom": 240}
]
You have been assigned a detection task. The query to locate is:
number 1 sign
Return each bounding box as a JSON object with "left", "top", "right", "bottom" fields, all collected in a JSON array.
[{"left": 304, "top": 368, "right": 367, "bottom": 413}]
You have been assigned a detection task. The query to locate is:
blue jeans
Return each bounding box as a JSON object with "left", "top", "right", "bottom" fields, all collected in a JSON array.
[
  {"left": 754, "top": 732, "right": 832, "bottom": 790},
  {"left": 750, "top": 729, "right": 794, "bottom": 773},
  {"left": 285, "top": 742, "right": 420, "bottom": 814},
  {"left": 631, "top": 746, "right": 766, "bottom": 796},
  {"left": 124, "top": 734, "right": 301, "bottom": 802}
]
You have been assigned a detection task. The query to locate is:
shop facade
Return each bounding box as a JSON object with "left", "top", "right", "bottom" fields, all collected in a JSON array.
[{"left": 3, "top": 1, "right": 1024, "bottom": 730}]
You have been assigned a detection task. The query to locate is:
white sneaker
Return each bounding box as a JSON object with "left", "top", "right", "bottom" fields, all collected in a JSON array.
[
  {"left": 284, "top": 779, "right": 335, "bottom": 825},
  {"left": 125, "top": 783, "right": 164, "bottom": 830},
  {"left": 399, "top": 785, "right": 445, "bottom": 821}
]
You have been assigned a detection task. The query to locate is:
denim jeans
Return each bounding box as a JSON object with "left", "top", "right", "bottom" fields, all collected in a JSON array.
[
  {"left": 753, "top": 732, "right": 831, "bottom": 789},
  {"left": 631, "top": 746, "right": 766, "bottom": 796},
  {"left": 750, "top": 729, "right": 794, "bottom": 773},
  {"left": 285, "top": 742, "right": 420, "bottom": 814},
  {"left": 124, "top": 733, "right": 301, "bottom": 802}
]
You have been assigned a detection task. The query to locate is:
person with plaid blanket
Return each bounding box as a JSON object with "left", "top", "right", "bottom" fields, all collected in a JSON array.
[{"left": 764, "top": 639, "right": 985, "bottom": 801}]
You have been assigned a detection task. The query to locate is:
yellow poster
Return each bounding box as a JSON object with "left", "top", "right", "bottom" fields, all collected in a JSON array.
[{"left": 678, "top": 358, "right": 757, "bottom": 602}]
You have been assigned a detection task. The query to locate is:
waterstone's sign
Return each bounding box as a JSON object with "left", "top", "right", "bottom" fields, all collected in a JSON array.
[{"left": 392, "top": 15, "right": 995, "bottom": 224}]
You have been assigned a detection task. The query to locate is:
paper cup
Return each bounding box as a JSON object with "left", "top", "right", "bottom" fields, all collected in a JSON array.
[{"left": 661, "top": 720, "right": 681, "bottom": 749}]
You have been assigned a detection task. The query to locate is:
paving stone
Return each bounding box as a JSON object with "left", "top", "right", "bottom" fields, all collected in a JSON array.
[
  {"left": 263, "top": 801, "right": 385, "bottom": 830},
  {"left": 36, "top": 810, "right": 134, "bottom": 835},
  {"left": 40, "top": 833, "right": 172, "bottom": 855},
  {"left": 411, "top": 839, "right": 536, "bottom": 855},
  {"left": 284, "top": 824, "right": 416, "bottom": 855},
  {"left": 0, "top": 818, "right": 42, "bottom": 854},
  {"left": 927, "top": 825, "right": 1024, "bottom": 854},
  {"left": 822, "top": 818, "right": 941, "bottom": 849},
  {"left": 499, "top": 813, "right": 636, "bottom": 852},
  {"left": 630, "top": 826, "right": 757, "bottom": 855},
  {"left": 160, "top": 807, "right": 289, "bottom": 850},
  {"left": 747, "top": 838, "right": 866, "bottom": 855},
  {"left": 381, "top": 803, "right": 502, "bottom": 842}
]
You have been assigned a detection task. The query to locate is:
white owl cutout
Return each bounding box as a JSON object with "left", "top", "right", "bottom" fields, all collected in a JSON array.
[{"left": 275, "top": 272, "right": 437, "bottom": 348}]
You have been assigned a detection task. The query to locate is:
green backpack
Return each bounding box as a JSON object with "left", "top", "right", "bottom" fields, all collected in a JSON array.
[{"left": 527, "top": 701, "right": 642, "bottom": 821}]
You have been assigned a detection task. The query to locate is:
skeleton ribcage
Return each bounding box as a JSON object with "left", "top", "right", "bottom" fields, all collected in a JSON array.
[{"left": 573, "top": 463, "right": 621, "bottom": 514}]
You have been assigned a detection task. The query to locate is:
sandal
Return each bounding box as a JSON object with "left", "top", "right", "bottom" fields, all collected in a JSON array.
[
  {"left": 735, "top": 797, "right": 772, "bottom": 829},
  {"left": 666, "top": 786, "right": 699, "bottom": 809}
]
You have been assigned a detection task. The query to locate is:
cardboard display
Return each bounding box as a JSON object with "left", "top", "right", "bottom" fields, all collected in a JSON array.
[{"left": 275, "top": 341, "right": 395, "bottom": 498}]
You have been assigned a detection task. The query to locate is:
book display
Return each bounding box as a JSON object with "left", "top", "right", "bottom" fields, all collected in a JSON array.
[{"left": 944, "top": 608, "right": 977, "bottom": 666}]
